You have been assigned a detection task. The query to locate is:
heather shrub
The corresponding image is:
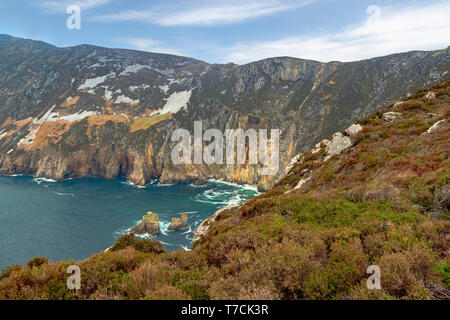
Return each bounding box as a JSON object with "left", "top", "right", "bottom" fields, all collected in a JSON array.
[
  {"left": 119, "top": 262, "right": 171, "bottom": 299},
  {"left": 434, "top": 185, "right": 450, "bottom": 212},
  {"left": 143, "top": 284, "right": 189, "bottom": 300},
  {"left": 27, "top": 256, "right": 48, "bottom": 268},
  {"left": 110, "top": 234, "right": 166, "bottom": 254},
  {"left": 379, "top": 245, "right": 438, "bottom": 299},
  {"left": 209, "top": 240, "right": 318, "bottom": 299},
  {"left": 436, "top": 262, "right": 450, "bottom": 288},
  {"left": 79, "top": 247, "right": 149, "bottom": 298},
  {"left": 0, "top": 264, "right": 22, "bottom": 281},
  {"left": 303, "top": 239, "right": 368, "bottom": 299}
]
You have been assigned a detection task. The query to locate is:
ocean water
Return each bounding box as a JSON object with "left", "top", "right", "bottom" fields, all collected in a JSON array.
[{"left": 0, "top": 175, "right": 258, "bottom": 271}]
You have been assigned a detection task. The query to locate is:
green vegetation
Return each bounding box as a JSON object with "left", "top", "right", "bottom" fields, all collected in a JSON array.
[
  {"left": 129, "top": 114, "right": 172, "bottom": 132},
  {"left": 0, "top": 82, "right": 449, "bottom": 300}
]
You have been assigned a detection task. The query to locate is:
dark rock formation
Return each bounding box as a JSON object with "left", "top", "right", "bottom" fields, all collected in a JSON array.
[{"left": 131, "top": 211, "right": 160, "bottom": 236}]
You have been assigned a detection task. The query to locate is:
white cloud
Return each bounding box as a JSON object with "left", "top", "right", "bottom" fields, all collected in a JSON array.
[
  {"left": 223, "top": 2, "right": 450, "bottom": 64},
  {"left": 38, "top": 0, "right": 110, "bottom": 12},
  {"left": 93, "top": 1, "right": 311, "bottom": 26},
  {"left": 113, "top": 38, "right": 185, "bottom": 56}
]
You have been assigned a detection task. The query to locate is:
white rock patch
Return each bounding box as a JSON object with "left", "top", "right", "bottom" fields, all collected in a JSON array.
[
  {"left": 78, "top": 73, "right": 115, "bottom": 90},
  {"left": 345, "top": 123, "right": 363, "bottom": 136},
  {"left": 159, "top": 85, "right": 170, "bottom": 94},
  {"left": 324, "top": 132, "right": 352, "bottom": 160},
  {"left": 427, "top": 119, "right": 448, "bottom": 134},
  {"left": 114, "top": 95, "right": 139, "bottom": 104},
  {"left": 151, "top": 89, "right": 193, "bottom": 115},
  {"left": 120, "top": 64, "right": 149, "bottom": 76},
  {"left": 59, "top": 111, "right": 98, "bottom": 122},
  {"left": 0, "top": 131, "right": 7, "bottom": 141},
  {"left": 129, "top": 84, "right": 150, "bottom": 92}
]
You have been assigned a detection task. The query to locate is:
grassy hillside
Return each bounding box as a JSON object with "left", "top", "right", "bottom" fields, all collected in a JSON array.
[{"left": 0, "top": 81, "right": 449, "bottom": 300}]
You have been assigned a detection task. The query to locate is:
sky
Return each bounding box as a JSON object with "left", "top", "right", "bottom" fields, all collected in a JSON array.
[{"left": 0, "top": 0, "right": 449, "bottom": 64}]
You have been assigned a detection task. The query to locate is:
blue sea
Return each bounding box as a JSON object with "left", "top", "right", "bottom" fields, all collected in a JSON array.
[{"left": 0, "top": 175, "right": 258, "bottom": 271}]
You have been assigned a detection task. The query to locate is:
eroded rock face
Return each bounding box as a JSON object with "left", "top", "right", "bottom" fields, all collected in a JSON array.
[
  {"left": 168, "top": 212, "right": 188, "bottom": 231},
  {"left": 131, "top": 211, "right": 160, "bottom": 236}
]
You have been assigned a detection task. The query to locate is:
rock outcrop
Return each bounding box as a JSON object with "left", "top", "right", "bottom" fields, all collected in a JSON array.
[
  {"left": 427, "top": 119, "right": 449, "bottom": 134},
  {"left": 193, "top": 205, "right": 238, "bottom": 243},
  {"left": 382, "top": 111, "right": 403, "bottom": 122},
  {"left": 168, "top": 212, "right": 188, "bottom": 231},
  {"left": 345, "top": 123, "right": 363, "bottom": 136},
  {"left": 131, "top": 211, "right": 160, "bottom": 236}
]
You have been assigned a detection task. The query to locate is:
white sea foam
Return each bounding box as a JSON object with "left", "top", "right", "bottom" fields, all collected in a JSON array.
[
  {"left": 53, "top": 192, "right": 75, "bottom": 197},
  {"left": 34, "top": 178, "right": 57, "bottom": 184},
  {"left": 121, "top": 180, "right": 146, "bottom": 188},
  {"left": 159, "top": 221, "right": 171, "bottom": 236},
  {"left": 207, "top": 178, "right": 259, "bottom": 192},
  {"left": 189, "top": 182, "right": 207, "bottom": 188}
]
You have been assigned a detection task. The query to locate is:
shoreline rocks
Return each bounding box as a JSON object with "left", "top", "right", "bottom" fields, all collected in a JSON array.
[
  {"left": 131, "top": 211, "right": 160, "bottom": 236},
  {"left": 168, "top": 211, "right": 188, "bottom": 231}
]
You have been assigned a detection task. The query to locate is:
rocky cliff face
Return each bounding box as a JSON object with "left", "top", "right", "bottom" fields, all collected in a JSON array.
[{"left": 0, "top": 34, "right": 449, "bottom": 190}]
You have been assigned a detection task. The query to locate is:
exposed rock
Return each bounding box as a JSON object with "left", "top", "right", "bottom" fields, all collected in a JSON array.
[
  {"left": 325, "top": 132, "right": 352, "bottom": 157},
  {"left": 193, "top": 205, "right": 237, "bottom": 243},
  {"left": 382, "top": 112, "right": 403, "bottom": 122},
  {"left": 293, "top": 173, "right": 311, "bottom": 191},
  {"left": 424, "top": 91, "right": 437, "bottom": 103},
  {"left": 345, "top": 123, "right": 363, "bottom": 136},
  {"left": 427, "top": 119, "right": 449, "bottom": 134},
  {"left": 191, "top": 179, "right": 207, "bottom": 186},
  {"left": 284, "top": 154, "right": 303, "bottom": 175},
  {"left": 312, "top": 139, "right": 330, "bottom": 154},
  {"left": 131, "top": 211, "right": 160, "bottom": 236},
  {"left": 168, "top": 211, "right": 188, "bottom": 231}
]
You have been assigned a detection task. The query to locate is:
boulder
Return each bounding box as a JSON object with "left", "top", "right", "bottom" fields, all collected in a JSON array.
[
  {"left": 345, "top": 123, "right": 363, "bottom": 136},
  {"left": 382, "top": 112, "right": 402, "bottom": 122},
  {"left": 131, "top": 211, "right": 160, "bottom": 236},
  {"left": 168, "top": 212, "right": 188, "bottom": 231},
  {"left": 326, "top": 132, "right": 352, "bottom": 156}
]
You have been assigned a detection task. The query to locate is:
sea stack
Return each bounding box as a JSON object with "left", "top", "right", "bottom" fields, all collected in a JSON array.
[
  {"left": 131, "top": 211, "right": 160, "bottom": 236},
  {"left": 168, "top": 212, "right": 188, "bottom": 231}
]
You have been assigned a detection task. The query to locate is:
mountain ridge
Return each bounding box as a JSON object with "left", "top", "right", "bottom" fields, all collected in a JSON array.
[{"left": 0, "top": 34, "right": 449, "bottom": 189}]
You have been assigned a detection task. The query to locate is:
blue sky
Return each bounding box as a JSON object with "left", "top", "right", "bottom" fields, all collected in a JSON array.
[{"left": 0, "top": 0, "right": 449, "bottom": 64}]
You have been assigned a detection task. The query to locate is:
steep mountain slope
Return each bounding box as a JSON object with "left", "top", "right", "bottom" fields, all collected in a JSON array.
[
  {"left": 0, "top": 81, "right": 448, "bottom": 300},
  {"left": 0, "top": 34, "right": 449, "bottom": 190}
]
